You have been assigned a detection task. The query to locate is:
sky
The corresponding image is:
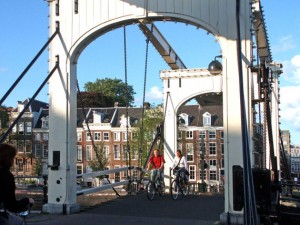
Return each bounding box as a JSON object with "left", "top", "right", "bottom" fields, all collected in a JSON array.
[{"left": 0, "top": 1, "right": 299, "bottom": 145}]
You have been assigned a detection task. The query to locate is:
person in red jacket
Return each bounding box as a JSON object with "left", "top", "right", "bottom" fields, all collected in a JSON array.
[
  {"left": 147, "top": 149, "right": 165, "bottom": 186},
  {"left": 0, "top": 143, "right": 34, "bottom": 225}
]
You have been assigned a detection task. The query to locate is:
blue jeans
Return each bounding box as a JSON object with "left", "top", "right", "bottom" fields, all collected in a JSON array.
[{"left": 150, "top": 169, "right": 163, "bottom": 186}]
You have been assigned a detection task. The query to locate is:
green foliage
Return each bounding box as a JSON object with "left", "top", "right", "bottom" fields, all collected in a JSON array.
[
  {"left": 130, "top": 105, "right": 164, "bottom": 166},
  {"left": 34, "top": 158, "right": 43, "bottom": 176},
  {"left": 77, "top": 92, "right": 114, "bottom": 107},
  {"left": 89, "top": 142, "right": 109, "bottom": 177},
  {"left": 84, "top": 78, "right": 136, "bottom": 107}
]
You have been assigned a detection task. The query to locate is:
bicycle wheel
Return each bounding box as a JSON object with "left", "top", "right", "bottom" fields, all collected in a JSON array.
[
  {"left": 171, "top": 180, "right": 179, "bottom": 200},
  {"left": 181, "top": 182, "right": 189, "bottom": 196},
  {"left": 157, "top": 180, "right": 165, "bottom": 197},
  {"left": 146, "top": 181, "right": 156, "bottom": 200}
]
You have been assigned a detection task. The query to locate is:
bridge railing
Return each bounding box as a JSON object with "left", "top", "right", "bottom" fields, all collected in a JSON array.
[{"left": 76, "top": 166, "right": 148, "bottom": 196}]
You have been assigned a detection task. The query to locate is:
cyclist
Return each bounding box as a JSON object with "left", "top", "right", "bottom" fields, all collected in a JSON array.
[
  {"left": 171, "top": 150, "right": 189, "bottom": 186},
  {"left": 0, "top": 143, "right": 34, "bottom": 225},
  {"left": 147, "top": 149, "right": 165, "bottom": 187}
]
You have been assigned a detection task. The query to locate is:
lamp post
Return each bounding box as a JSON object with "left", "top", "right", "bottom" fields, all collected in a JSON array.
[
  {"left": 208, "top": 55, "right": 222, "bottom": 75},
  {"left": 199, "top": 136, "right": 206, "bottom": 192}
]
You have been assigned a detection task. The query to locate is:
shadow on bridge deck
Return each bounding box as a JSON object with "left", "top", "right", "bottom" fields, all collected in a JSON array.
[{"left": 27, "top": 193, "right": 224, "bottom": 225}]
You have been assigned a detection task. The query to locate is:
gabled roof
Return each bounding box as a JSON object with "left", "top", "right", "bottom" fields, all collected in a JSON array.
[
  {"left": 34, "top": 109, "right": 49, "bottom": 128},
  {"left": 178, "top": 104, "right": 223, "bottom": 127},
  {"left": 13, "top": 98, "right": 49, "bottom": 113}
]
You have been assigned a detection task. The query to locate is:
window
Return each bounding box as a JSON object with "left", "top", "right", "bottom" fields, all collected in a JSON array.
[
  {"left": 77, "top": 145, "right": 82, "bottom": 162},
  {"left": 186, "top": 131, "right": 193, "bottom": 139},
  {"left": 35, "top": 144, "right": 41, "bottom": 158},
  {"left": 43, "top": 133, "right": 49, "bottom": 141},
  {"left": 131, "top": 146, "right": 138, "bottom": 160},
  {"left": 35, "top": 133, "right": 41, "bottom": 141},
  {"left": 203, "top": 112, "right": 211, "bottom": 126},
  {"left": 199, "top": 130, "right": 206, "bottom": 139},
  {"left": 86, "top": 132, "right": 92, "bottom": 141},
  {"left": 209, "top": 170, "right": 217, "bottom": 180},
  {"left": 18, "top": 122, "right": 24, "bottom": 135},
  {"left": 86, "top": 145, "right": 92, "bottom": 161},
  {"left": 221, "top": 143, "right": 224, "bottom": 155},
  {"left": 114, "top": 132, "right": 120, "bottom": 141},
  {"left": 209, "top": 142, "right": 216, "bottom": 155},
  {"left": 103, "top": 132, "right": 109, "bottom": 141},
  {"left": 18, "top": 141, "right": 24, "bottom": 153},
  {"left": 199, "top": 142, "right": 206, "bottom": 155},
  {"left": 17, "top": 159, "right": 23, "bottom": 171},
  {"left": 94, "top": 132, "right": 101, "bottom": 141},
  {"left": 42, "top": 119, "right": 49, "bottom": 129},
  {"left": 209, "top": 159, "right": 217, "bottom": 170},
  {"left": 114, "top": 166, "right": 120, "bottom": 182},
  {"left": 122, "top": 145, "right": 128, "bottom": 160},
  {"left": 199, "top": 168, "right": 207, "bottom": 181},
  {"left": 221, "top": 159, "right": 224, "bottom": 168},
  {"left": 220, "top": 131, "right": 224, "bottom": 139},
  {"left": 77, "top": 132, "right": 82, "bottom": 142},
  {"left": 189, "top": 165, "right": 196, "bottom": 181},
  {"left": 25, "top": 122, "right": 32, "bottom": 134},
  {"left": 122, "top": 132, "right": 128, "bottom": 141},
  {"left": 43, "top": 144, "right": 48, "bottom": 158},
  {"left": 103, "top": 146, "right": 110, "bottom": 160},
  {"left": 25, "top": 140, "right": 32, "bottom": 153},
  {"left": 114, "top": 145, "right": 120, "bottom": 159},
  {"left": 77, "top": 165, "right": 83, "bottom": 174},
  {"left": 186, "top": 143, "right": 194, "bottom": 161},
  {"left": 209, "top": 130, "right": 216, "bottom": 139}
]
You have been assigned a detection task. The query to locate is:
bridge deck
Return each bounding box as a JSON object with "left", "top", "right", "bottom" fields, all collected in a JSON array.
[{"left": 27, "top": 193, "right": 224, "bottom": 225}]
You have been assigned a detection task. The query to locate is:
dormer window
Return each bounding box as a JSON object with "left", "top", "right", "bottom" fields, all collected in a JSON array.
[
  {"left": 120, "top": 115, "right": 130, "bottom": 128},
  {"left": 93, "top": 111, "right": 102, "bottom": 123},
  {"left": 203, "top": 112, "right": 211, "bottom": 127},
  {"left": 178, "top": 113, "right": 189, "bottom": 126},
  {"left": 41, "top": 117, "right": 49, "bottom": 129}
]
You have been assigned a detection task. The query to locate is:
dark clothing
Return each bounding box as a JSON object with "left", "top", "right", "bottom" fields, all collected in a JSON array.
[{"left": 0, "top": 167, "right": 29, "bottom": 212}]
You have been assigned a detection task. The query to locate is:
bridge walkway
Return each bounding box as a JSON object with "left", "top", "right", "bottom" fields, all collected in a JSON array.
[{"left": 26, "top": 192, "right": 224, "bottom": 225}]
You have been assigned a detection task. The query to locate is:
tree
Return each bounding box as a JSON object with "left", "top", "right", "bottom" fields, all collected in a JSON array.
[
  {"left": 129, "top": 105, "right": 164, "bottom": 167},
  {"left": 88, "top": 142, "right": 109, "bottom": 176},
  {"left": 77, "top": 92, "right": 114, "bottom": 108},
  {"left": 84, "top": 78, "right": 136, "bottom": 107}
]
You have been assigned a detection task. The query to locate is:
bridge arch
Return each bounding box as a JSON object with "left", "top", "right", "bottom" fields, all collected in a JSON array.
[
  {"left": 69, "top": 16, "right": 223, "bottom": 65},
  {"left": 46, "top": 1, "right": 254, "bottom": 223}
]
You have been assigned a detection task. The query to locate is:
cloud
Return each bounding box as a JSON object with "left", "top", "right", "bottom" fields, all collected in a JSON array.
[
  {"left": 0, "top": 67, "right": 7, "bottom": 73},
  {"left": 272, "top": 35, "right": 296, "bottom": 52},
  {"left": 281, "top": 55, "right": 300, "bottom": 84},
  {"left": 280, "top": 85, "right": 300, "bottom": 131},
  {"left": 146, "top": 86, "right": 163, "bottom": 101}
]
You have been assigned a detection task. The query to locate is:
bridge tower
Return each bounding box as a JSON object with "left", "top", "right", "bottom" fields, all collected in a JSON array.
[{"left": 44, "top": 0, "right": 278, "bottom": 224}]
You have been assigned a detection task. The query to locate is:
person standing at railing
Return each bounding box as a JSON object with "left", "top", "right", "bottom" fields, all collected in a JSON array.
[
  {"left": 0, "top": 143, "right": 34, "bottom": 225},
  {"left": 147, "top": 149, "right": 165, "bottom": 187}
]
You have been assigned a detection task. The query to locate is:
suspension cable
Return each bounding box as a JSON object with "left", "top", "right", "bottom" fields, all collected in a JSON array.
[
  {"left": 76, "top": 80, "right": 120, "bottom": 197},
  {"left": 139, "top": 32, "right": 151, "bottom": 167},
  {"left": 123, "top": 25, "right": 131, "bottom": 171}
]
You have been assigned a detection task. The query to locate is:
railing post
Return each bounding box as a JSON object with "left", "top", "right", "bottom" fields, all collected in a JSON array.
[{"left": 43, "top": 175, "right": 48, "bottom": 204}]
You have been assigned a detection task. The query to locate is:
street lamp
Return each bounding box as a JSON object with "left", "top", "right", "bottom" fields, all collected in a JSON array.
[
  {"left": 208, "top": 55, "right": 223, "bottom": 75},
  {"left": 199, "top": 136, "right": 207, "bottom": 192}
]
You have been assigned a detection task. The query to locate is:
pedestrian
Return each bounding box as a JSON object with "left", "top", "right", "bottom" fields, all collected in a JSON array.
[{"left": 0, "top": 143, "right": 34, "bottom": 225}]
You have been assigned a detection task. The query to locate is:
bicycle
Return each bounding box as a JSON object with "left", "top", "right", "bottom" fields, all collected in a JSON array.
[
  {"left": 146, "top": 169, "right": 165, "bottom": 200},
  {"left": 19, "top": 203, "right": 32, "bottom": 225},
  {"left": 171, "top": 169, "right": 189, "bottom": 200}
]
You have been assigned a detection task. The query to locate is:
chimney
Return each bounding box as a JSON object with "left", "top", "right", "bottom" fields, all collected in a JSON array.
[
  {"left": 17, "top": 101, "right": 24, "bottom": 112},
  {"left": 143, "top": 102, "right": 150, "bottom": 109}
]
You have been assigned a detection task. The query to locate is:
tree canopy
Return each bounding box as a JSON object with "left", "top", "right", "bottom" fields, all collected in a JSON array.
[{"left": 84, "top": 78, "right": 135, "bottom": 107}]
